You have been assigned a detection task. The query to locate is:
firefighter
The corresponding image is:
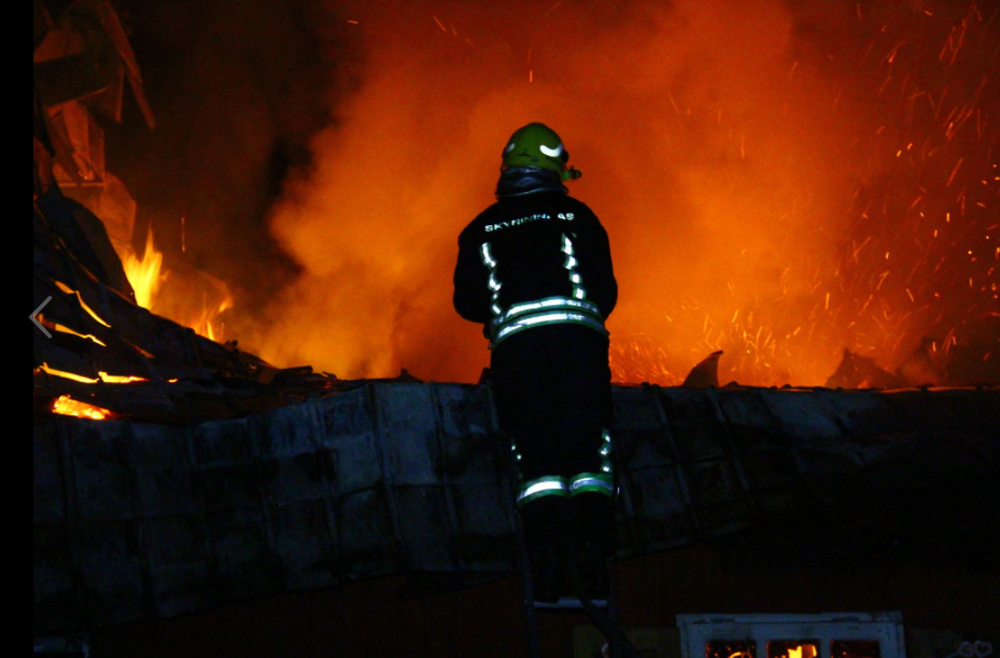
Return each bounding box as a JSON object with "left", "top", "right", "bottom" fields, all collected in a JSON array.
[{"left": 453, "top": 122, "right": 618, "bottom": 602}]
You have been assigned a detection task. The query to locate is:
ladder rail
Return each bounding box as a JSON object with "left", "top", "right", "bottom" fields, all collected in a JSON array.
[
  {"left": 491, "top": 382, "right": 639, "bottom": 658},
  {"left": 512, "top": 490, "right": 543, "bottom": 658},
  {"left": 566, "top": 556, "right": 641, "bottom": 658}
]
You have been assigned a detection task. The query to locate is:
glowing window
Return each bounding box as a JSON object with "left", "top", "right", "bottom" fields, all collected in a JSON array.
[{"left": 678, "top": 613, "right": 905, "bottom": 658}]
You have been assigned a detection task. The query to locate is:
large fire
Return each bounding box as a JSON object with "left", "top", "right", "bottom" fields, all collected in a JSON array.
[{"left": 213, "top": 0, "right": 996, "bottom": 387}]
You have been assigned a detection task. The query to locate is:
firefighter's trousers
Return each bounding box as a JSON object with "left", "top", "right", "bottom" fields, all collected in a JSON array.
[{"left": 490, "top": 324, "right": 616, "bottom": 558}]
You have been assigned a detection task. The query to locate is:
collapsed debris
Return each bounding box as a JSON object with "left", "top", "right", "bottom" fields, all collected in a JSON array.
[
  {"left": 825, "top": 349, "right": 907, "bottom": 390},
  {"left": 681, "top": 350, "right": 723, "bottom": 388},
  {"left": 33, "top": 379, "right": 1000, "bottom": 635}
]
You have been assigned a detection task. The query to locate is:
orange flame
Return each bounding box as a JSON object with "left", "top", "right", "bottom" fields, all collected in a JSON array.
[
  {"left": 123, "top": 227, "right": 164, "bottom": 309},
  {"left": 123, "top": 228, "right": 233, "bottom": 342}
]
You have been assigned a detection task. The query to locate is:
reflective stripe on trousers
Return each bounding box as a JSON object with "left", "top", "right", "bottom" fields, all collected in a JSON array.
[
  {"left": 515, "top": 428, "right": 616, "bottom": 507},
  {"left": 516, "top": 472, "right": 615, "bottom": 507}
]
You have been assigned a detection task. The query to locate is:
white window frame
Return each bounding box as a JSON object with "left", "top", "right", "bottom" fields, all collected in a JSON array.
[{"left": 677, "top": 612, "right": 906, "bottom": 658}]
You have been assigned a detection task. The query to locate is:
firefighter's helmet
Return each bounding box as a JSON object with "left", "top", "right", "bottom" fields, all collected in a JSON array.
[{"left": 501, "top": 123, "right": 581, "bottom": 181}]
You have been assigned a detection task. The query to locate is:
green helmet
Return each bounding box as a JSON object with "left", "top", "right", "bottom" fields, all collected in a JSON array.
[{"left": 501, "top": 123, "right": 581, "bottom": 181}]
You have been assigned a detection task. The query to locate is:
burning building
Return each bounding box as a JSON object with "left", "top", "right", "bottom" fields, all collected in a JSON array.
[{"left": 34, "top": 1, "right": 999, "bottom": 657}]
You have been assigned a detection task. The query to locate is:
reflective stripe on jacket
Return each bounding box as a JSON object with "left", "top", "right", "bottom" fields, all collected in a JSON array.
[{"left": 453, "top": 190, "right": 617, "bottom": 347}]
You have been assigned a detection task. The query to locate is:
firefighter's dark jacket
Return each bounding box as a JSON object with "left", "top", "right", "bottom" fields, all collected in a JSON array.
[{"left": 454, "top": 186, "right": 617, "bottom": 348}]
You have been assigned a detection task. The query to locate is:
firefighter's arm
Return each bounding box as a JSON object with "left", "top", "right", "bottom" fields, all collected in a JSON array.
[
  {"left": 578, "top": 212, "right": 618, "bottom": 319},
  {"left": 453, "top": 232, "right": 491, "bottom": 324}
]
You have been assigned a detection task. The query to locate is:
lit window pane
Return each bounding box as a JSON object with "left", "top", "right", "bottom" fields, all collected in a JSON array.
[
  {"left": 831, "top": 640, "right": 881, "bottom": 658},
  {"left": 769, "top": 641, "right": 819, "bottom": 658},
  {"left": 708, "top": 640, "right": 756, "bottom": 658}
]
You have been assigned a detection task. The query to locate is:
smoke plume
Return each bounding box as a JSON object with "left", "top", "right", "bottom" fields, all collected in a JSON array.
[{"left": 120, "top": 0, "right": 998, "bottom": 385}]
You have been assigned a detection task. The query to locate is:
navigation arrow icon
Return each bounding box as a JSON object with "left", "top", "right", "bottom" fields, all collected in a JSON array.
[{"left": 31, "top": 296, "right": 52, "bottom": 338}]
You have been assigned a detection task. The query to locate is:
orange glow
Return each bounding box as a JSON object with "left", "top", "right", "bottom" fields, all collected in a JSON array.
[
  {"left": 37, "top": 363, "right": 149, "bottom": 384},
  {"left": 53, "top": 281, "right": 111, "bottom": 327},
  {"left": 788, "top": 646, "right": 818, "bottom": 658},
  {"left": 98, "top": 372, "right": 149, "bottom": 384},
  {"left": 38, "top": 363, "right": 100, "bottom": 384},
  {"left": 227, "top": 0, "right": 996, "bottom": 387},
  {"left": 768, "top": 642, "right": 820, "bottom": 658},
  {"left": 196, "top": 294, "right": 233, "bottom": 342},
  {"left": 51, "top": 395, "right": 113, "bottom": 420},
  {"left": 39, "top": 316, "right": 107, "bottom": 346}
]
